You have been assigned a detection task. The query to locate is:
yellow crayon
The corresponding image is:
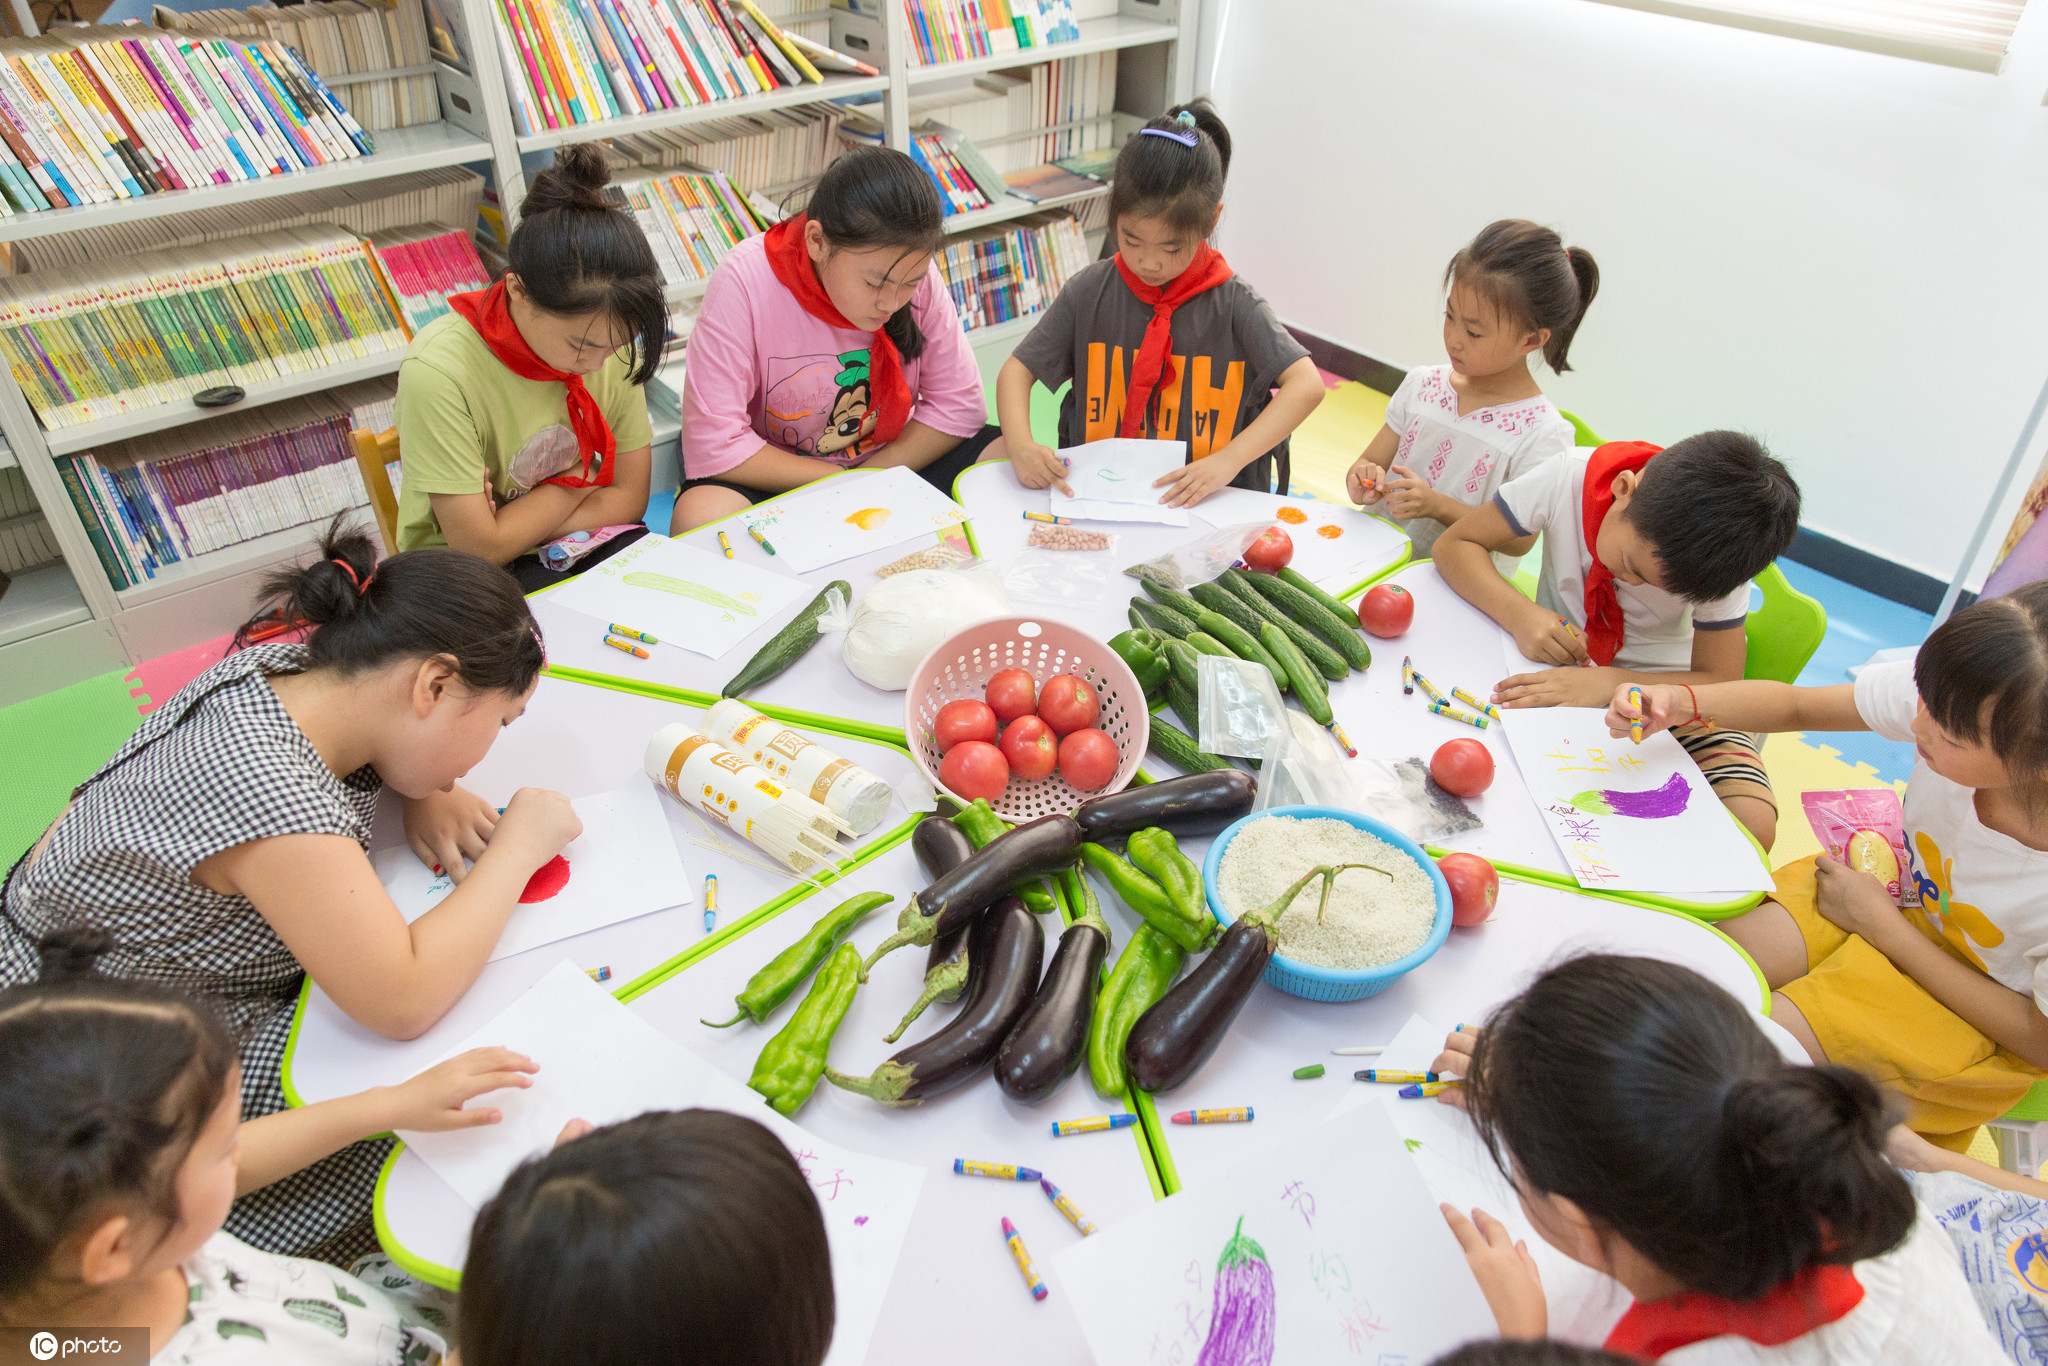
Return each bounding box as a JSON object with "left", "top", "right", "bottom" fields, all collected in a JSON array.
[
  {"left": 1399, "top": 1079, "right": 1463, "bottom": 1098},
  {"left": 607, "top": 623, "right": 656, "bottom": 643},
  {"left": 1001, "top": 1218, "right": 1048, "bottom": 1301},
  {"left": 1450, "top": 687, "right": 1502, "bottom": 722},
  {"left": 1169, "top": 1107, "right": 1254, "bottom": 1125},
  {"left": 718, "top": 530, "right": 734, "bottom": 559},
  {"left": 1429, "top": 699, "right": 1488, "bottom": 729},
  {"left": 603, "top": 635, "right": 650, "bottom": 659},
  {"left": 1627, "top": 686, "right": 1645, "bottom": 744},
  {"left": 1409, "top": 667, "right": 1448, "bottom": 705}
]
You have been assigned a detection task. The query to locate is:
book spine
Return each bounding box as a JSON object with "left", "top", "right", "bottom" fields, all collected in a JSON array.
[{"left": 55, "top": 455, "right": 129, "bottom": 589}]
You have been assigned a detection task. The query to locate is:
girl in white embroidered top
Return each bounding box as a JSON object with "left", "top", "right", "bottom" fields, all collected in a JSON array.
[{"left": 1347, "top": 220, "right": 1596, "bottom": 571}]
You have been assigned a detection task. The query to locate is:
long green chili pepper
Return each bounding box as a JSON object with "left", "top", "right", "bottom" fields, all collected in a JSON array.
[
  {"left": 955, "top": 800, "right": 1058, "bottom": 914},
  {"left": 1087, "top": 925, "right": 1185, "bottom": 1097},
  {"left": 1127, "top": 827, "right": 1207, "bottom": 934},
  {"left": 748, "top": 942, "right": 863, "bottom": 1116},
  {"left": 1079, "top": 842, "right": 1215, "bottom": 954},
  {"left": 702, "top": 891, "right": 892, "bottom": 1028}
]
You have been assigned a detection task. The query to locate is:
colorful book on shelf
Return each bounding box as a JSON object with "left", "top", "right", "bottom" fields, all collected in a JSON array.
[
  {"left": 368, "top": 224, "right": 491, "bottom": 331},
  {"left": 155, "top": 0, "right": 438, "bottom": 135},
  {"left": 615, "top": 166, "right": 763, "bottom": 287},
  {"left": 1002, "top": 159, "right": 1103, "bottom": 204},
  {"left": 933, "top": 209, "right": 1085, "bottom": 333}
]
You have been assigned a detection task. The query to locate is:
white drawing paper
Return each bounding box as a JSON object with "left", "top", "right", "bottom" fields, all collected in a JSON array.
[
  {"left": 1498, "top": 708, "right": 1773, "bottom": 896},
  {"left": 398, "top": 961, "right": 925, "bottom": 1366},
  {"left": 746, "top": 466, "right": 970, "bottom": 573},
  {"left": 1054, "top": 1102, "right": 1493, "bottom": 1364},
  {"left": 1196, "top": 488, "right": 1395, "bottom": 589},
  {"left": 373, "top": 781, "right": 691, "bottom": 962},
  {"left": 1055, "top": 438, "right": 1192, "bottom": 526},
  {"left": 548, "top": 534, "right": 807, "bottom": 660}
]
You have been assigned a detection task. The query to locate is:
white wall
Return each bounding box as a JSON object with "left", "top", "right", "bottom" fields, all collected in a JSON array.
[{"left": 1206, "top": 0, "right": 2048, "bottom": 590}]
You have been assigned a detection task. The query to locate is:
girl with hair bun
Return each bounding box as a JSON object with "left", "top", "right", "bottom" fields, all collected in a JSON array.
[
  {"left": 396, "top": 144, "right": 664, "bottom": 590},
  {"left": 0, "top": 521, "right": 580, "bottom": 1258},
  {"left": 1432, "top": 954, "right": 2001, "bottom": 1360}
]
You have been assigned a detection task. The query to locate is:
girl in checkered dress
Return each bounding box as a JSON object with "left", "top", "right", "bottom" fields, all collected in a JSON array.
[{"left": 0, "top": 523, "right": 581, "bottom": 1260}]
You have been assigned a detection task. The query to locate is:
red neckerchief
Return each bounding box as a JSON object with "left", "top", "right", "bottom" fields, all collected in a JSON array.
[
  {"left": 1604, "top": 1265, "right": 1865, "bottom": 1360},
  {"left": 449, "top": 280, "right": 615, "bottom": 489},
  {"left": 1112, "top": 244, "right": 1235, "bottom": 439},
  {"left": 762, "top": 214, "right": 913, "bottom": 450},
  {"left": 1579, "top": 440, "right": 1663, "bottom": 667}
]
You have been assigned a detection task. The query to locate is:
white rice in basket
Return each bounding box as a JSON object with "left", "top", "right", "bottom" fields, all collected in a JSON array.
[{"left": 1216, "top": 816, "right": 1437, "bottom": 970}]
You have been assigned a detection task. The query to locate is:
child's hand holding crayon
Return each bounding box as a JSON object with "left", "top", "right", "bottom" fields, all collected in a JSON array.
[
  {"left": 1511, "top": 605, "right": 1593, "bottom": 669},
  {"left": 1009, "top": 440, "right": 1072, "bottom": 496},
  {"left": 1346, "top": 456, "right": 1386, "bottom": 506},
  {"left": 1605, "top": 683, "right": 1684, "bottom": 742}
]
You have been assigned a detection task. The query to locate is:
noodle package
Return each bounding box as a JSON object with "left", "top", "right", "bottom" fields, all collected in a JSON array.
[{"left": 703, "top": 699, "right": 893, "bottom": 835}]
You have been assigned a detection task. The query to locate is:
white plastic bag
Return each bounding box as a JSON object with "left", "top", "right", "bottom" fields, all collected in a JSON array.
[
  {"left": 1254, "top": 713, "right": 1436, "bottom": 843},
  {"left": 841, "top": 560, "right": 1010, "bottom": 690},
  {"left": 1006, "top": 545, "right": 1113, "bottom": 606},
  {"left": 1123, "top": 522, "right": 1268, "bottom": 590}
]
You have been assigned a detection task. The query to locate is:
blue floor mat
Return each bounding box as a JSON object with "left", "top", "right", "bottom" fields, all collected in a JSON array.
[{"left": 1780, "top": 560, "right": 1930, "bottom": 786}]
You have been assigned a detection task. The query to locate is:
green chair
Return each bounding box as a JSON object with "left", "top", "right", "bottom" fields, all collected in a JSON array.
[
  {"left": 1991, "top": 1081, "right": 2048, "bottom": 1174},
  {"left": 1557, "top": 408, "right": 1603, "bottom": 449},
  {"left": 1743, "top": 563, "right": 1827, "bottom": 684}
]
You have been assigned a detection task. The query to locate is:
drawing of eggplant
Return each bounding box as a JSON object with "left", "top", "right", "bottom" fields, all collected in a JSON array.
[
  {"left": 621, "top": 572, "right": 756, "bottom": 614},
  {"left": 1197, "top": 1217, "right": 1275, "bottom": 1366},
  {"left": 1568, "top": 771, "right": 1690, "bottom": 818}
]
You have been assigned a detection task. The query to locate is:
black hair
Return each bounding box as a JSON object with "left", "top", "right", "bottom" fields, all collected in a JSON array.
[
  {"left": 1623, "top": 431, "right": 1800, "bottom": 603},
  {"left": 509, "top": 143, "right": 666, "bottom": 385},
  {"left": 460, "top": 1109, "right": 833, "bottom": 1366},
  {"left": 1916, "top": 580, "right": 2048, "bottom": 810},
  {"left": 233, "top": 517, "right": 545, "bottom": 696},
  {"left": 1446, "top": 220, "right": 1600, "bottom": 374},
  {"left": 1109, "top": 99, "right": 1231, "bottom": 241},
  {"left": 0, "top": 928, "right": 238, "bottom": 1306},
  {"left": 1465, "top": 955, "right": 1914, "bottom": 1303},
  {"left": 1432, "top": 1344, "right": 1636, "bottom": 1366},
  {"left": 804, "top": 146, "right": 944, "bottom": 364}
]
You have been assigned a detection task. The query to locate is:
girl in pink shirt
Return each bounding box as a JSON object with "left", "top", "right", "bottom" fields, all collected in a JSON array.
[{"left": 672, "top": 147, "right": 998, "bottom": 531}]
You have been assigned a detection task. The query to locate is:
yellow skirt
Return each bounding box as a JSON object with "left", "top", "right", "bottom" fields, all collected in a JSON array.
[{"left": 1774, "top": 854, "right": 2041, "bottom": 1152}]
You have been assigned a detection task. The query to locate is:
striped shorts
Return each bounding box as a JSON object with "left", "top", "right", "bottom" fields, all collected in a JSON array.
[{"left": 1674, "top": 720, "right": 1774, "bottom": 813}]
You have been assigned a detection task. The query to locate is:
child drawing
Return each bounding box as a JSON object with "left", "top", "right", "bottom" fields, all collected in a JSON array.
[{"left": 1199, "top": 1218, "right": 1276, "bottom": 1366}]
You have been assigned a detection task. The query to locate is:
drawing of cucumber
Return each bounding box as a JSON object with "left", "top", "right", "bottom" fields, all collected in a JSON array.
[
  {"left": 622, "top": 572, "right": 756, "bottom": 614},
  {"left": 283, "top": 1298, "right": 349, "bottom": 1338},
  {"left": 331, "top": 1281, "right": 366, "bottom": 1307},
  {"left": 215, "top": 1320, "right": 268, "bottom": 1343}
]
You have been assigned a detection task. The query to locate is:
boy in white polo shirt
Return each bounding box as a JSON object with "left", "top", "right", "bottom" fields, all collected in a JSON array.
[{"left": 1433, "top": 432, "right": 1802, "bottom": 850}]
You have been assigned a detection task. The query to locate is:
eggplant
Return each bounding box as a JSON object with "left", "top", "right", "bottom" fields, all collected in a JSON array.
[
  {"left": 863, "top": 815, "right": 1081, "bottom": 972},
  {"left": 995, "top": 869, "right": 1111, "bottom": 1103},
  {"left": 1074, "top": 770, "right": 1257, "bottom": 841},
  {"left": 828, "top": 895, "right": 1044, "bottom": 1106},
  {"left": 882, "top": 816, "right": 981, "bottom": 1043}
]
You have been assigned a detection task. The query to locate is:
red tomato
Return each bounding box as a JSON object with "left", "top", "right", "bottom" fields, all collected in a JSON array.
[
  {"left": 932, "top": 699, "right": 997, "bottom": 754},
  {"left": 1438, "top": 852, "right": 1499, "bottom": 927},
  {"left": 939, "top": 740, "right": 1009, "bottom": 802},
  {"left": 1057, "top": 727, "right": 1120, "bottom": 792},
  {"left": 1357, "top": 583, "right": 1415, "bottom": 638},
  {"left": 1243, "top": 525, "right": 1294, "bottom": 572},
  {"left": 1037, "top": 674, "right": 1100, "bottom": 736},
  {"left": 1430, "top": 738, "right": 1494, "bottom": 797},
  {"left": 984, "top": 668, "right": 1037, "bottom": 725},
  {"left": 1000, "top": 714, "right": 1058, "bottom": 781}
]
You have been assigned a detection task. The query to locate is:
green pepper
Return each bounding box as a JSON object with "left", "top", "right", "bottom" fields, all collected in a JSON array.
[
  {"left": 1108, "top": 629, "right": 1170, "bottom": 700},
  {"left": 1087, "top": 925, "right": 1185, "bottom": 1097},
  {"left": 748, "top": 942, "right": 863, "bottom": 1116},
  {"left": 1127, "top": 827, "right": 1208, "bottom": 936},
  {"left": 702, "top": 891, "right": 891, "bottom": 1028},
  {"left": 1079, "top": 842, "right": 1214, "bottom": 954},
  {"left": 955, "top": 800, "right": 1058, "bottom": 915}
]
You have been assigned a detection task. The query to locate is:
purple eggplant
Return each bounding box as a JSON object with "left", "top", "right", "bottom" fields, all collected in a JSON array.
[
  {"left": 995, "top": 868, "right": 1110, "bottom": 1103},
  {"left": 862, "top": 815, "right": 1082, "bottom": 973},
  {"left": 1197, "top": 1218, "right": 1275, "bottom": 1366},
  {"left": 1073, "top": 770, "right": 1257, "bottom": 840},
  {"left": 882, "top": 816, "right": 982, "bottom": 1043},
  {"left": 827, "top": 895, "right": 1044, "bottom": 1106}
]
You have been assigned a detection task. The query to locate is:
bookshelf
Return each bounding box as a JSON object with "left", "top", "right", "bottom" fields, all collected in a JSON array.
[{"left": 0, "top": 0, "right": 1198, "bottom": 697}]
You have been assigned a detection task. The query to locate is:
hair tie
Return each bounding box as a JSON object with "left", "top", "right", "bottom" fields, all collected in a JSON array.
[
  {"left": 1140, "top": 126, "right": 1200, "bottom": 148},
  {"left": 329, "top": 558, "right": 372, "bottom": 597}
]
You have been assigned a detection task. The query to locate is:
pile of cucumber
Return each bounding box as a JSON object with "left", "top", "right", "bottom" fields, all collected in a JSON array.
[{"left": 1129, "top": 566, "right": 1372, "bottom": 772}]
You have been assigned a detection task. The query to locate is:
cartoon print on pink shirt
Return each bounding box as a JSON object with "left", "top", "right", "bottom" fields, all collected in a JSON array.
[{"left": 763, "top": 349, "right": 881, "bottom": 465}]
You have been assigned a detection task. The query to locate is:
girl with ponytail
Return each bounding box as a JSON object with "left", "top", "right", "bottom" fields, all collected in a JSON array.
[
  {"left": 1, "top": 521, "right": 580, "bottom": 1258},
  {"left": 1349, "top": 220, "right": 1598, "bottom": 568},
  {"left": 1431, "top": 955, "right": 1999, "bottom": 1360},
  {"left": 396, "top": 145, "right": 663, "bottom": 591}
]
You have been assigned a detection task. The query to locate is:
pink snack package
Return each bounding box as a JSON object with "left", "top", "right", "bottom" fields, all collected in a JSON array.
[{"left": 1800, "top": 788, "right": 1917, "bottom": 906}]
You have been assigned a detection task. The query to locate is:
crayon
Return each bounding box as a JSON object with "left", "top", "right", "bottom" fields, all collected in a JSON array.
[
  {"left": 585, "top": 965, "right": 611, "bottom": 982},
  {"left": 956, "top": 1159, "right": 1042, "bottom": 1182},
  {"left": 1293, "top": 1064, "right": 1325, "bottom": 1080},
  {"left": 1401, "top": 656, "right": 1415, "bottom": 695},
  {"left": 1450, "top": 686, "right": 1502, "bottom": 722},
  {"left": 1001, "top": 1217, "right": 1048, "bottom": 1301},
  {"left": 1429, "top": 699, "right": 1489, "bottom": 730},
  {"left": 1399, "top": 1080, "right": 1463, "bottom": 1098},
  {"left": 1327, "top": 721, "right": 1358, "bottom": 759},
  {"left": 718, "top": 530, "right": 734, "bottom": 559},
  {"left": 1022, "top": 510, "right": 1073, "bottom": 525},
  {"left": 607, "top": 623, "right": 656, "bottom": 643},
  {"left": 1040, "top": 1177, "right": 1097, "bottom": 1236},
  {"left": 1357, "top": 1070, "right": 1438, "bottom": 1084},
  {"left": 603, "top": 635, "right": 650, "bottom": 659},
  {"left": 703, "top": 874, "right": 717, "bottom": 934},
  {"left": 1560, "top": 618, "right": 1594, "bottom": 668},
  {"left": 1051, "top": 1114, "right": 1139, "bottom": 1137},
  {"left": 746, "top": 522, "right": 777, "bottom": 556},
  {"left": 1627, "top": 686, "right": 1645, "bottom": 744},
  {"left": 1170, "top": 1107, "right": 1254, "bottom": 1125},
  {"left": 1331, "top": 1045, "right": 1386, "bottom": 1056},
  {"left": 1409, "top": 666, "right": 1449, "bottom": 705}
]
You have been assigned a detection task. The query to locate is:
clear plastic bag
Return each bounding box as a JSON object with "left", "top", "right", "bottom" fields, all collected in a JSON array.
[
  {"left": 841, "top": 558, "right": 1009, "bottom": 690},
  {"left": 1123, "top": 522, "right": 1268, "bottom": 590},
  {"left": 1006, "top": 545, "right": 1113, "bottom": 606},
  {"left": 1197, "top": 654, "right": 1286, "bottom": 758},
  {"left": 1250, "top": 714, "right": 1461, "bottom": 845},
  {"left": 1802, "top": 788, "right": 1916, "bottom": 905}
]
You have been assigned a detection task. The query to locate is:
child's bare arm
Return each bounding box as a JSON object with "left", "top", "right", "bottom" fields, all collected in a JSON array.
[
  {"left": 1606, "top": 678, "right": 1865, "bottom": 740},
  {"left": 995, "top": 356, "right": 1068, "bottom": 494},
  {"left": 1494, "top": 623, "right": 1752, "bottom": 710},
  {"left": 1346, "top": 424, "right": 1400, "bottom": 505},
  {"left": 1433, "top": 503, "right": 1581, "bottom": 664}
]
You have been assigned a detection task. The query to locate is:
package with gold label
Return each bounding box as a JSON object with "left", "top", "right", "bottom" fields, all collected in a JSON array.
[
  {"left": 643, "top": 723, "right": 851, "bottom": 872},
  {"left": 703, "top": 698, "right": 893, "bottom": 835}
]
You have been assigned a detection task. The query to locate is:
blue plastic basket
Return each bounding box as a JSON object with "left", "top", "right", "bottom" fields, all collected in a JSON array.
[{"left": 1203, "top": 805, "right": 1453, "bottom": 1002}]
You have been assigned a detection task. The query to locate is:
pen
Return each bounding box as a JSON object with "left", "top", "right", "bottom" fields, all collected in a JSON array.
[
  {"left": 1627, "top": 685, "right": 1645, "bottom": 744},
  {"left": 718, "top": 530, "right": 734, "bottom": 559},
  {"left": 746, "top": 522, "right": 777, "bottom": 556},
  {"left": 703, "top": 874, "right": 717, "bottom": 934}
]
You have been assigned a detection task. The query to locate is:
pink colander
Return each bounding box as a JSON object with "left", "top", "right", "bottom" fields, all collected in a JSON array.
[{"left": 905, "top": 617, "right": 1149, "bottom": 822}]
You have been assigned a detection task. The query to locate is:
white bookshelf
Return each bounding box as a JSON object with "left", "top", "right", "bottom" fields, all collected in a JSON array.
[{"left": 902, "top": 14, "right": 1177, "bottom": 86}]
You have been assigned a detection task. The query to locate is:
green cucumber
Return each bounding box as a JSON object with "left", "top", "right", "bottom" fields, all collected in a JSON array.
[
  {"left": 1192, "top": 608, "right": 1289, "bottom": 693},
  {"left": 1163, "top": 641, "right": 1202, "bottom": 733},
  {"left": 1164, "top": 638, "right": 1200, "bottom": 698},
  {"left": 1128, "top": 606, "right": 1148, "bottom": 632},
  {"left": 720, "top": 580, "right": 852, "bottom": 697},
  {"left": 1131, "top": 597, "right": 1200, "bottom": 640},
  {"left": 1244, "top": 571, "right": 1372, "bottom": 670},
  {"left": 1216, "top": 570, "right": 1349, "bottom": 681},
  {"left": 1140, "top": 578, "right": 1211, "bottom": 623},
  {"left": 1278, "top": 566, "right": 1362, "bottom": 623},
  {"left": 1147, "top": 717, "right": 1233, "bottom": 773},
  {"left": 1261, "top": 621, "right": 1332, "bottom": 726},
  {"left": 1183, "top": 631, "right": 1236, "bottom": 661},
  {"left": 1189, "top": 581, "right": 1270, "bottom": 641}
]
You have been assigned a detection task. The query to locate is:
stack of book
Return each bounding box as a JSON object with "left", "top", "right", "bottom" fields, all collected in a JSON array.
[
  {"left": 839, "top": 52, "right": 1114, "bottom": 174},
  {"left": 54, "top": 379, "right": 396, "bottom": 590},
  {"left": 934, "top": 209, "right": 1085, "bottom": 333},
  {"left": 895, "top": 0, "right": 1077, "bottom": 65},
  {"left": 367, "top": 224, "right": 492, "bottom": 330},
  {"left": 155, "top": 0, "right": 438, "bottom": 132},
  {"left": 613, "top": 166, "right": 764, "bottom": 291},
  {"left": 0, "top": 26, "right": 372, "bottom": 220},
  {"left": 605, "top": 102, "right": 848, "bottom": 194},
  {"left": 486, "top": 0, "right": 846, "bottom": 138},
  {"left": 911, "top": 127, "right": 994, "bottom": 215},
  {"left": 0, "top": 226, "right": 409, "bottom": 431},
  {"left": 0, "top": 465, "right": 60, "bottom": 577}
]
